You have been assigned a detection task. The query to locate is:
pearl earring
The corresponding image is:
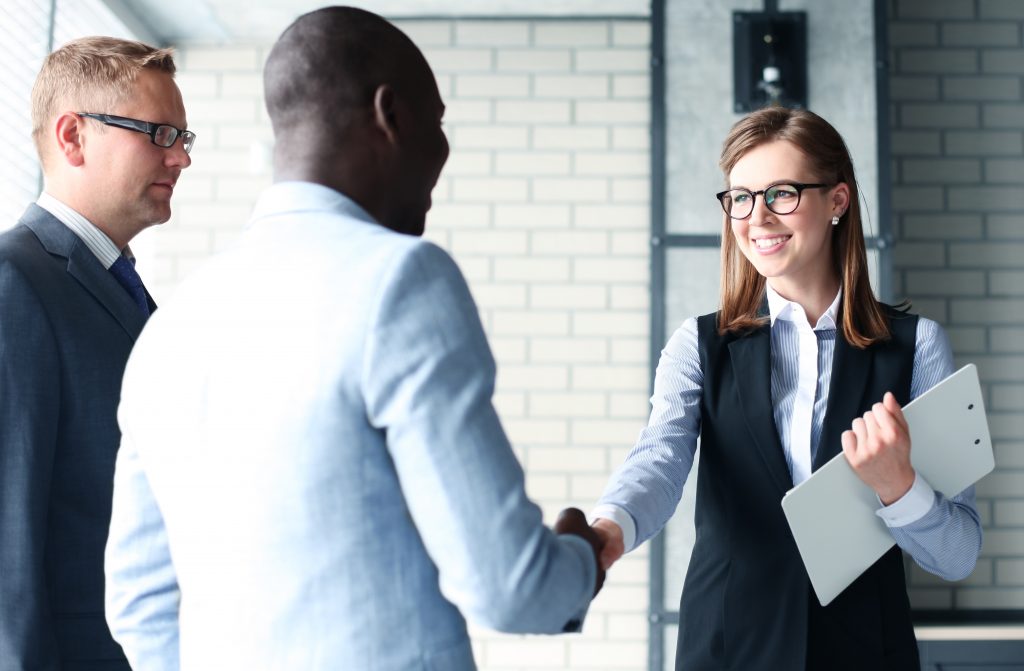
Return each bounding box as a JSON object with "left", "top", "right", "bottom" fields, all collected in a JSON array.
[{"left": 831, "top": 215, "right": 840, "bottom": 226}]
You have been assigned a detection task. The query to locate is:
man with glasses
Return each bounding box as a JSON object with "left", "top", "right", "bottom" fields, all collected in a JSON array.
[{"left": 0, "top": 36, "right": 192, "bottom": 670}]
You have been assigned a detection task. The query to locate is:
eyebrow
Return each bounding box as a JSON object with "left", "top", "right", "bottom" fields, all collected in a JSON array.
[{"left": 728, "top": 179, "right": 804, "bottom": 190}]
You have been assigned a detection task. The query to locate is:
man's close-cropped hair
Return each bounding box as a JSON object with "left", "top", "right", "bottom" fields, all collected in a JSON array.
[{"left": 31, "top": 36, "right": 176, "bottom": 168}]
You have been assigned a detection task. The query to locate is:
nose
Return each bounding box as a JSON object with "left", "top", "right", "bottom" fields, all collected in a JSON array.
[
  {"left": 165, "top": 138, "right": 191, "bottom": 169},
  {"left": 747, "top": 193, "right": 774, "bottom": 227},
  {"left": 440, "top": 129, "right": 450, "bottom": 169}
]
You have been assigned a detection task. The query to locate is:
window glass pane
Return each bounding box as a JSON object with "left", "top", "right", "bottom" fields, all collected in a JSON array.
[
  {"left": 660, "top": 246, "right": 719, "bottom": 612},
  {"left": 1, "top": 0, "right": 140, "bottom": 233},
  {"left": 664, "top": 0, "right": 880, "bottom": 239},
  {"left": 663, "top": 442, "right": 699, "bottom": 609},
  {"left": 1, "top": 0, "right": 136, "bottom": 233},
  {"left": 663, "top": 624, "right": 677, "bottom": 671},
  {"left": 664, "top": 246, "right": 721, "bottom": 341},
  {"left": 0, "top": 0, "right": 50, "bottom": 231}
]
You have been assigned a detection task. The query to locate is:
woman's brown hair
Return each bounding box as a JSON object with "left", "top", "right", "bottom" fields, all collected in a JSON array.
[{"left": 717, "top": 107, "right": 890, "bottom": 348}]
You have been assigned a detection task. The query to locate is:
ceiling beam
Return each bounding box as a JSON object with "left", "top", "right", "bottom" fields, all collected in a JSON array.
[{"left": 99, "top": 0, "right": 228, "bottom": 45}]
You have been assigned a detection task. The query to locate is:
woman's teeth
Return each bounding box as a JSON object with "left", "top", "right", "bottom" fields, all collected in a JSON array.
[{"left": 754, "top": 236, "right": 789, "bottom": 249}]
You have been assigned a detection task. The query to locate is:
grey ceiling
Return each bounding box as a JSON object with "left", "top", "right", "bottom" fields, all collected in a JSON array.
[{"left": 104, "top": 0, "right": 650, "bottom": 45}]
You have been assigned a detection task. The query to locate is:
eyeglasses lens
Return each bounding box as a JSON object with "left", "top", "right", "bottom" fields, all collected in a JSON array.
[
  {"left": 765, "top": 185, "right": 800, "bottom": 215},
  {"left": 723, "top": 185, "right": 802, "bottom": 219},
  {"left": 153, "top": 125, "right": 177, "bottom": 148},
  {"left": 153, "top": 125, "right": 195, "bottom": 154}
]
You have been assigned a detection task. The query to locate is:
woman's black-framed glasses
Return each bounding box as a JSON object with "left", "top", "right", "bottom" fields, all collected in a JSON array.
[
  {"left": 716, "top": 182, "right": 830, "bottom": 220},
  {"left": 78, "top": 113, "right": 196, "bottom": 154}
]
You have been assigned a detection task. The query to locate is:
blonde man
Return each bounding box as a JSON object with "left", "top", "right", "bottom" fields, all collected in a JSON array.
[{"left": 0, "top": 36, "right": 192, "bottom": 670}]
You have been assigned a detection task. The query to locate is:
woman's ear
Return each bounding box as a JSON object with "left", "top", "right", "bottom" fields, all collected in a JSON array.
[{"left": 832, "top": 181, "right": 851, "bottom": 216}]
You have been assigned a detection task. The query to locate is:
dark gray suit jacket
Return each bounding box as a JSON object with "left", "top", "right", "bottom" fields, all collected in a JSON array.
[{"left": 0, "top": 204, "right": 151, "bottom": 670}]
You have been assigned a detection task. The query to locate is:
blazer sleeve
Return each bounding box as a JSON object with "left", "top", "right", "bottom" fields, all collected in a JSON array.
[
  {"left": 104, "top": 421, "right": 180, "bottom": 670},
  {"left": 363, "top": 241, "right": 597, "bottom": 634},
  {"left": 0, "top": 262, "right": 62, "bottom": 670}
]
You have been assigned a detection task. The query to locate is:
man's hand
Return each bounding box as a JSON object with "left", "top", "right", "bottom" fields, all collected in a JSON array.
[
  {"left": 841, "top": 391, "right": 916, "bottom": 505},
  {"left": 590, "top": 518, "right": 625, "bottom": 571},
  {"left": 554, "top": 507, "right": 606, "bottom": 596}
]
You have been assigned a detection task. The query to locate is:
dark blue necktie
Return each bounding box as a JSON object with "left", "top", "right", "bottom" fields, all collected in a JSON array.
[{"left": 109, "top": 255, "right": 150, "bottom": 316}]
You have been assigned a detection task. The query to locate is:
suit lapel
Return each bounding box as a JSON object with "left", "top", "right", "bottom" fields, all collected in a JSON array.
[
  {"left": 815, "top": 333, "right": 873, "bottom": 470},
  {"left": 21, "top": 205, "right": 147, "bottom": 339},
  {"left": 728, "top": 327, "right": 794, "bottom": 495},
  {"left": 67, "top": 248, "right": 147, "bottom": 338}
]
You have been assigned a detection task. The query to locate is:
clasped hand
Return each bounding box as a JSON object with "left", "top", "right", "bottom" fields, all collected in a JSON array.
[
  {"left": 554, "top": 508, "right": 607, "bottom": 596},
  {"left": 841, "top": 391, "right": 916, "bottom": 506}
]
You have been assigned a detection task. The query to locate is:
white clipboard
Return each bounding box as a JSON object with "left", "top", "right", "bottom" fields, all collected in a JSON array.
[{"left": 780, "top": 364, "right": 994, "bottom": 606}]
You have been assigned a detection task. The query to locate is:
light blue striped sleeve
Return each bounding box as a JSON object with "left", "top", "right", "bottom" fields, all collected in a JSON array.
[
  {"left": 594, "top": 317, "right": 703, "bottom": 551},
  {"left": 882, "top": 317, "right": 983, "bottom": 581}
]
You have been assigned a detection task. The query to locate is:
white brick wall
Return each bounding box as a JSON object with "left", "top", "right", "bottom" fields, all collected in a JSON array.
[
  {"left": 143, "top": 18, "right": 651, "bottom": 670},
  {"left": 890, "top": 0, "right": 1024, "bottom": 611}
]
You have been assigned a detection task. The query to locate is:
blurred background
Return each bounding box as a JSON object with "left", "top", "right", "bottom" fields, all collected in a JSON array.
[{"left": 2, "top": 0, "right": 1022, "bottom": 668}]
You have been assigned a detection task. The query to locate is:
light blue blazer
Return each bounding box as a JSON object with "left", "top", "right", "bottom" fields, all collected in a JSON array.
[{"left": 104, "top": 182, "right": 596, "bottom": 671}]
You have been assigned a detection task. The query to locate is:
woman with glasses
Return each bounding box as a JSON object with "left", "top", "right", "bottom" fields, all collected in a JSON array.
[{"left": 590, "top": 107, "right": 981, "bottom": 671}]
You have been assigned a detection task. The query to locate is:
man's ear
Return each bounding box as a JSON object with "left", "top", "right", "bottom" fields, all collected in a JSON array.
[
  {"left": 54, "top": 112, "right": 86, "bottom": 167},
  {"left": 372, "top": 84, "right": 399, "bottom": 145}
]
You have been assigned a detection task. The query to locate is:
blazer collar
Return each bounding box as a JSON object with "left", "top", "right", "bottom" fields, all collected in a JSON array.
[
  {"left": 816, "top": 326, "right": 874, "bottom": 469},
  {"left": 723, "top": 297, "right": 876, "bottom": 494},
  {"left": 727, "top": 293, "right": 875, "bottom": 490},
  {"left": 249, "top": 181, "right": 378, "bottom": 227},
  {"left": 20, "top": 204, "right": 148, "bottom": 339},
  {"left": 727, "top": 322, "right": 794, "bottom": 495}
]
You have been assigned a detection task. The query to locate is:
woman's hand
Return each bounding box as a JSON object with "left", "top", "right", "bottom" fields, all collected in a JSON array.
[
  {"left": 590, "top": 518, "right": 625, "bottom": 570},
  {"left": 841, "top": 391, "right": 916, "bottom": 505}
]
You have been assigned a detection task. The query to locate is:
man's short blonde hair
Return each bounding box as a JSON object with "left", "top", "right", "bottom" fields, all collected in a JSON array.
[{"left": 31, "top": 36, "right": 176, "bottom": 168}]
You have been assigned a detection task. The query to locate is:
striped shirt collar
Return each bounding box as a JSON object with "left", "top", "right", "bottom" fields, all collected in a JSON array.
[
  {"left": 36, "top": 192, "right": 132, "bottom": 270},
  {"left": 766, "top": 283, "right": 841, "bottom": 331}
]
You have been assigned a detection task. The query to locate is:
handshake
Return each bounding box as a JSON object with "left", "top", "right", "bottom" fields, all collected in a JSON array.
[{"left": 553, "top": 507, "right": 627, "bottom": 597}]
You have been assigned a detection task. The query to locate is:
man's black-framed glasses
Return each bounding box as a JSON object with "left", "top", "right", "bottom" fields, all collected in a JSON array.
[
  {"left": 78, "top": 113, "right": 196, "bottom": 154},
  {"left": 716, "top": 182, "right": 830, "bottom": 220}
]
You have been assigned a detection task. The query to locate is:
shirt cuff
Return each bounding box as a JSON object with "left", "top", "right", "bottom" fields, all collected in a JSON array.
[
  {"left": 875, "top": 473, "right": 936, "bottom": 527},
  {"left": 589, "top": 504, "right": 637, "bottom": 553}
]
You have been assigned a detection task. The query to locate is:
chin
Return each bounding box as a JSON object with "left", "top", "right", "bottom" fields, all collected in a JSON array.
[
  {"left": 141, "top": 205, "right": 173, "bottom": 227},
  {"left": 397, "top": 214, "right": 427, "bottom": 237}
]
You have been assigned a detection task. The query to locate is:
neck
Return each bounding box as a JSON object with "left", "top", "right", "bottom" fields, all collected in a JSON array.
[
  {"left": 768, "top": 275, "right": 841, "bottom": 326},
  {"left": 43, "top": 182, "right": 132, "bottom": 249},
  {"left": 272, "top": 122, "right": 406, "bottom": 232},
  {"left": 273, "top": 144, "right": 394, "bottom": 232}
]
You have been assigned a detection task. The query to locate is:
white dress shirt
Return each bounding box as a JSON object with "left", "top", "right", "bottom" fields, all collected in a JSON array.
[
  {"left": 36, "top": 192, "right": 130, "bottom": 268},
  {"left": 769, "top": 285, "right": 840, "bottom": 486}
]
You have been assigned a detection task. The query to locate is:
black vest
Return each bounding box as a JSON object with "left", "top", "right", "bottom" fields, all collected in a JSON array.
[{"left": 676, "top": 307, "right": 920, "bottom": 671}]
